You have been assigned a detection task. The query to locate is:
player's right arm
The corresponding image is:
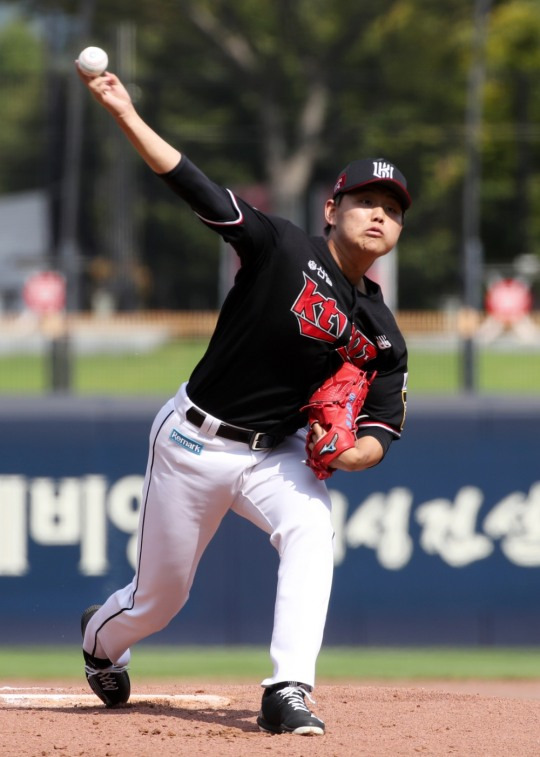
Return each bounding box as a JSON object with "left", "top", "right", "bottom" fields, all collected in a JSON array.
[{"left": 77, "top": 68, "right": 180, "bottom": 174}]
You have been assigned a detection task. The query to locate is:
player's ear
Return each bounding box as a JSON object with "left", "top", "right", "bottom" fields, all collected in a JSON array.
[{"left": 324, "top": 198, "right": 337, "bottom": 230}]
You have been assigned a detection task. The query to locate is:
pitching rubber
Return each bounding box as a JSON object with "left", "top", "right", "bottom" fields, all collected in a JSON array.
[{"left": 0, "top": 687, "right": 230, "bottom": 709}]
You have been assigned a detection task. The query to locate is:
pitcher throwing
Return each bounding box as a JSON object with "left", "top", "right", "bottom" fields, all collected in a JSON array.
[{"left": 76, "top": 60, "right": 410, "bottom": 735}]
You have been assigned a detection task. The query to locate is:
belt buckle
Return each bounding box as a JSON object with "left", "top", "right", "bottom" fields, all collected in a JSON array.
[{"left": 250, "top": 431, "right": 270, "bottom": 451}]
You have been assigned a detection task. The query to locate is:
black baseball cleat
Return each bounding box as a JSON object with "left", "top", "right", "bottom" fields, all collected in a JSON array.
[
  {"left": 81, "top": 604, "right": 131, "bottom": 708},
  {"left": 257, "top": 681, "right": 325, "bottom": 735}
]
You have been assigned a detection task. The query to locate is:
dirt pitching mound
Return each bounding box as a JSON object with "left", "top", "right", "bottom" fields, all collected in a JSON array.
[{"left": 1, "top": 681, "right": 540, "bottom": 756}]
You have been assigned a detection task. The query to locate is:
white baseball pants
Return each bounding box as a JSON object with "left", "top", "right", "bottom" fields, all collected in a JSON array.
[{"left": 83, "top": 383, "right": 335, "bottom": 689}]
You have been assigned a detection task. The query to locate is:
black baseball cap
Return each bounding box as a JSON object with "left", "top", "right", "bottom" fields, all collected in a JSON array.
[{"left": 333, "top": 158, "right": 412, "bottom": 210}]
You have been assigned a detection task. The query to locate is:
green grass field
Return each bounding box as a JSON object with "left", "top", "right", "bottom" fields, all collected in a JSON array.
[
  {"left": 0, "top": 341, "right": 539, "bottom": 395},
  {"left": 0, "top": 341, "right": 206, "bottom": 396},
  {"left": 409, "top": 349, "right": 540, "bottom": 393},
  {"left": 1, "top": 646, "right": 539, "bottom": 681}
]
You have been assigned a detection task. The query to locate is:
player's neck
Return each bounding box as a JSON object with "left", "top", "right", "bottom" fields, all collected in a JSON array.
[
  {"left": 326, "top": 238, "right": 374, "bottom": 287},
  {"left": 357, "top": 277, "right": 367, "bottom": 294}
]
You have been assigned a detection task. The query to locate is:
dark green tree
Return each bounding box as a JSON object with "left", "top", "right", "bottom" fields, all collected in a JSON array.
[
  {"left": 11, "top": 0, "right": 540, "bottom": 309},
  {"left": 0, "top": 16, "right": 45, "bottom": 192}
]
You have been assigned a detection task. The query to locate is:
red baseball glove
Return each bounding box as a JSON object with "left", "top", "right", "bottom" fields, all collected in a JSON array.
[{"left": 301, "top": 361, "right": 375, "bottom": 480}]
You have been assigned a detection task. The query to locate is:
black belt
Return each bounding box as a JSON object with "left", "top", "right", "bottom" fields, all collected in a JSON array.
[{"left": 186, "top": 407, "right": 281, "bottom": 451}]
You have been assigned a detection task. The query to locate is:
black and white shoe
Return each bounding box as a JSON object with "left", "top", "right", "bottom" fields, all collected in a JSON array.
[
  {"left": 81, "top": 604, "right": 131, "bottom": 708},
  {"left": 257, "top": 681, "right": 325, "bottom": 735}
]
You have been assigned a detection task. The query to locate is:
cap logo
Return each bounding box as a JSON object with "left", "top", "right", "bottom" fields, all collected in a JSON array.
[
  {"left": 333, "top": 174, "right": 346, "bottom": 194},
  {"left": 372, "top": 161, "right": 395, "bottom": 180}
]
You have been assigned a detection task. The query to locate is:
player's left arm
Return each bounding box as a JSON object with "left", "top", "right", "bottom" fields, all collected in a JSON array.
[
  {"left": 310, "top": 431, "right": 384, "bottom": 472},
  {"left": 309, "top": 363, "right": 408, "bottom": 473}
]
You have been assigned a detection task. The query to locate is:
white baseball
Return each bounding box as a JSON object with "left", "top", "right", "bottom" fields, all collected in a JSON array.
[{"left": 77, "top": 46, "right": 109, "bottom": 77}]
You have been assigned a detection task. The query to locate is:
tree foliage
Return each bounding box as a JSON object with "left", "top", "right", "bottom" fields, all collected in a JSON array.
[
  {"left": 0, "top": 14, "right": 45, "bottom": 192},
  {"left": 5, "top": 0, "right": 540, "bottom": 309}
]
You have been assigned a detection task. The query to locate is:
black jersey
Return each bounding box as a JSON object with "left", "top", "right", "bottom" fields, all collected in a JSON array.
[{"left": 160, "top": 157, "right": 408, "bottom": 452}]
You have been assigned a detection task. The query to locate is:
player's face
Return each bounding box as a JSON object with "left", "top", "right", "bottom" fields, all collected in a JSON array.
[{"left": 326, "top": 187, "right": 404, "bottom": 257}]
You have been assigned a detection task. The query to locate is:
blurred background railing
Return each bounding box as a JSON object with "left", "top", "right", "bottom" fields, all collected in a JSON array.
[{"left": 0, "top": 309, "right": 539, "bottom": 395}]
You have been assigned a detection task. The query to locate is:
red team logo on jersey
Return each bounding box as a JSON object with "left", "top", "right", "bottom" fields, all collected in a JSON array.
[
  {"left": 291, "top": 274, "right": 347, "bottom": 343},
  {"left": 291, "top": 274, "right": 377, "bottom": 366},
  {"left": 337, "top": 324, "right": 377, "bottom": 366}
]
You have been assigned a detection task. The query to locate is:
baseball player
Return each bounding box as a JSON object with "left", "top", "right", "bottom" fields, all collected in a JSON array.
[{"left": 77, "top": 65, "right": 410, "bottom": 736}]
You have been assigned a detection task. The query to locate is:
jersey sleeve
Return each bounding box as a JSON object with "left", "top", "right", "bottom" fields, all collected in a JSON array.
[
  {"left": 355, "top": 357, "right": 408, "bottom": 457},
  {"left": 157, "top": 155, "right": 282, "bottom": 262},
  {"left": 158, "top": 155, "right": 241, "bottom": 223}
]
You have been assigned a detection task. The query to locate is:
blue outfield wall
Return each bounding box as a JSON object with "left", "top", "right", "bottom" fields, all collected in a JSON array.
[{"left": 0, "top": 395, "right": 539, "bottom": 646}]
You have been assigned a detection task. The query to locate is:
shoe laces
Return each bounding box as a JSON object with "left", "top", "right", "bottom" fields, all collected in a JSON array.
[
  {"left": 277, "top": 685, "right": 316, "bottom": 712},
  {"left": 85, "top": 664, "right": 128, "bottom": 691}
]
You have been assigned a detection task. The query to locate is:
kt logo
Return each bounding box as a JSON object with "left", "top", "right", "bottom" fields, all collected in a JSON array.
[
  {"left": 337, "top": 324, "right": 377, "bottom": 366},
  {"left": 291, "top": 274, "right": 347, "bottom": 343}
]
